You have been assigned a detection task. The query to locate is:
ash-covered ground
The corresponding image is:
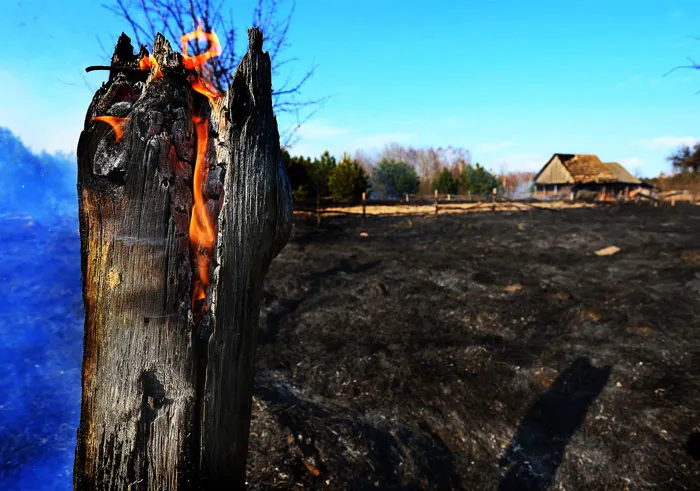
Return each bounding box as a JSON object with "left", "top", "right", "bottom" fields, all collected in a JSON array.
[{"left": 247, "top": 204, "right": 700, "bottom": 490}]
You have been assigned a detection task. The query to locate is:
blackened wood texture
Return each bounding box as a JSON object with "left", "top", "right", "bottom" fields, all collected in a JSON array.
[{"left": 74, "top": 28, "right": 292, "bottom": 490}]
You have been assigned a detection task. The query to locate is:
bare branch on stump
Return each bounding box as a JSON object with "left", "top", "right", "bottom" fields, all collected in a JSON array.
[
  {"left": 74, "top": 27, "right": 292, "bottom": 489},
  {"left": 105, "top": 0, "right": 325, "bottom": 146}
]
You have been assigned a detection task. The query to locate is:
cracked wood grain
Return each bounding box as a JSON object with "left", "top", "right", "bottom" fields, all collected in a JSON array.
[{"left": 74, "top": 28, "right": 292, "bottom": 490}]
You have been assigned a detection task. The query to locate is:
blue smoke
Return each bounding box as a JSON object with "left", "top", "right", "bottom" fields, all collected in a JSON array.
[{"left": 0, "top": 128, "right": 82, "bottom": 490}]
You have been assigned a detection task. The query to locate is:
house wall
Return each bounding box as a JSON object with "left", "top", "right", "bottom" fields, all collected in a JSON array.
[
  {"left": 572, "top": 183, "right": 644, "bottom": 201},
  {"left": 535, "top": 156, "right": 574, "bottom": 185},
  {"left": 535, "top": 182, "right": 645, "bottom": 201},
  {"left": 535, "top": 183, "right": 574, "bottom": 199}
]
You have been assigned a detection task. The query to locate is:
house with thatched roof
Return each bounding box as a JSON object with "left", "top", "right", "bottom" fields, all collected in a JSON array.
[
  {"left": 603, "top": 162, "right": 641, "bottom": 185},
  {"left": 534, "top": 154, "right": 646, "bottom": 200}
]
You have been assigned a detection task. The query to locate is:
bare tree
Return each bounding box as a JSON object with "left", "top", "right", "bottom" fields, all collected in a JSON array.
[
  {"left": 667, "top": 143, "right": 700, "bottom": 174},
  {"left": 105, "top": 0, "right": 323, "bottom": 145},
  {"left": 664, "top": 36, "right": 700, "bottom": 93},
  {"left": 665, "top": 56, "right": 700, "bottom": 77},
  {"left": 376, "top": 144, "right": 471, "bottom": 180}
]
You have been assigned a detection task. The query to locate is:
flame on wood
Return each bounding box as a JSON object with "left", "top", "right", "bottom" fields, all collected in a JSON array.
[{"left": 91, "top": 116, "right": 129, "bottom": 142}]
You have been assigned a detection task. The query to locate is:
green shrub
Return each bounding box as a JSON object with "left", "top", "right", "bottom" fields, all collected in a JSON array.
[
  {"left": 372, "top": 159, "right": 420, "bottom": 198},
  {"left": 433, "top": 168, "right": 459, "bottom": 194},
  {"left": 328, "top": 154, "right": 369, "bottom": 203},
  {"left": 460, "top": 163, "right": 499, "bottom": 195}
]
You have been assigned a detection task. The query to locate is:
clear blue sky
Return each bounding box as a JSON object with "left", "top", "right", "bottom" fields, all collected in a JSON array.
[{"left": 1, "top": 0, "right": 699, "bottom": 176}]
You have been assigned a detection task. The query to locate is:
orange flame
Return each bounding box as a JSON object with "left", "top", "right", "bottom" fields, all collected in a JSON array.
[
  {"left": 189, "top": 78, "right": 221, "bottom": 106},
  {"left": 181, "top": 21, "right": 222, "bottom": 70},
  {"left": 189, "top": 114, "right": 215, "bottom": 310},
  {"left": 92, "top": 116, "right": 129, "bottom": 142},
  {"left": 181, "top": 21, "right": 222, "bottom": 106},
  {"left": 139, "top": 54, "right": 163, "bottom": 80},
  {"left": 180, "top": 22, "right": 223, "bottom": 314}
]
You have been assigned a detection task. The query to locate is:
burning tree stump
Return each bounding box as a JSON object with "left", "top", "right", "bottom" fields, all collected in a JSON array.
[{"left": 74, "top": 28, "right": 292, "bottom": 489}]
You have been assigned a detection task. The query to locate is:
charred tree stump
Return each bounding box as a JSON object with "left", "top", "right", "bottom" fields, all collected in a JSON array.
[{"left": 74, "top": 28, "right": 292, "bottom": 489}]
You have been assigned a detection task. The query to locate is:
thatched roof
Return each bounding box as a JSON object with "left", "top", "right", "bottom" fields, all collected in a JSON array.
[
  {"left": 559, "top": 154, "right": 617, "bottom": 183},
  {"left": 603, "top": 162, "right": 641, "bottom": 184},
  {"left": 535, "top": 154, "right": 621, "bottom": 184}
]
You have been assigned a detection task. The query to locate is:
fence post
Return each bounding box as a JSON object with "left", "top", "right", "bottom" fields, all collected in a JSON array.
[
  {"left": 315, "top": 189, "right": 321, "bottom": 226},
  {"left": 434, "top": 188, "right": 439, "bottom": 216},
  {"left": 362, "top": 191, "right": 366, "bottom": 218}
]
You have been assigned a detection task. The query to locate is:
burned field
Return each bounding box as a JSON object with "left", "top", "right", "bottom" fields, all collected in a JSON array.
[{"left": 247, "top": 205, "right": 700, "bottom": 490}]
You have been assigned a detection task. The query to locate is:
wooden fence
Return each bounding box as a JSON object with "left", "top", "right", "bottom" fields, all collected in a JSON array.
[{"left": 293, "top": 189, "right": 697, "bottom": 221}]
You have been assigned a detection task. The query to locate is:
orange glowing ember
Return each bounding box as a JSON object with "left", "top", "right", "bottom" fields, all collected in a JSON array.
[
  {"left": 181, "top": 21, "right": 222, "bottom": 106},
  {"left": 92, "top": 116, "right": 130, "bottom": 142},
  {"left": 138, "top": 54, "right": 163, "bottom": 80},
  {"left": 189, "top": 114, "right": 215, "bottom": 309}
]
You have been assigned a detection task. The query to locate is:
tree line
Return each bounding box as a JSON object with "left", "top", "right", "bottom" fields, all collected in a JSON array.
[
  {"left": 647, "top": 143, "right": 700, "bottom": 194},
  {"left": 667, "top": 143, "right": 700, "bottom": 174},
  {"left": 281, "top": 144, "right": 502, "bottom": 203}
]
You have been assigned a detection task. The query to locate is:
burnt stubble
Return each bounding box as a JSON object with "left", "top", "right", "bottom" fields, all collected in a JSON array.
[{"left": 248, "top": 204, "right": 700, "bottom": 490}]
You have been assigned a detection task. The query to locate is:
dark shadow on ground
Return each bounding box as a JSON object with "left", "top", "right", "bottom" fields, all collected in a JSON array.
[
  {"left": 687, "top": 432, "right": 700, "bottom": 461},
  {"left": 499, "top": 358, "right": 611, "bottom": 491}
]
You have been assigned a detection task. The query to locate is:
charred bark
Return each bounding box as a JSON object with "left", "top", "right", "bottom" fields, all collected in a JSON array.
[{"left": 74, "top": 28, "right": 292, "bottom": 490}]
